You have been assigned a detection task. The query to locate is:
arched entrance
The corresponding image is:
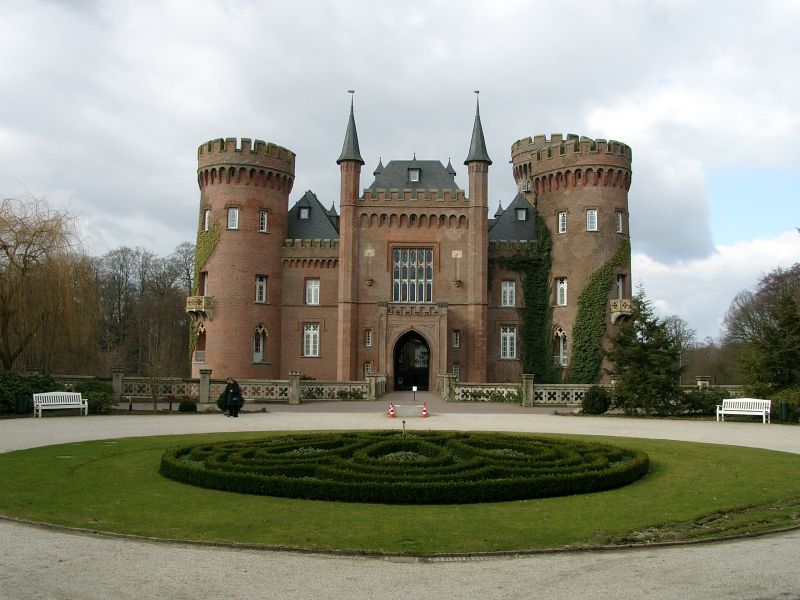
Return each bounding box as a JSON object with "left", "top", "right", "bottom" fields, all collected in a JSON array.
[{"left": 393, "top": 331, "right": 430, "bottom": 390}]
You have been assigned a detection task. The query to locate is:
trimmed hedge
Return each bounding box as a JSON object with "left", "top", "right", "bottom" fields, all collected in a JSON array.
[{"left": 160, "top": 431, "right": 649, "bottom": 504}]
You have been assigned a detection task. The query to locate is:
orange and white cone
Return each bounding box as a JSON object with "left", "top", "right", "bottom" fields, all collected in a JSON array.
[
  {"left": 421, "top": 402, "right": 429, "bottom": 418},
  {"left": 388, "top": 402, "right": 395, "bottom": 418}
]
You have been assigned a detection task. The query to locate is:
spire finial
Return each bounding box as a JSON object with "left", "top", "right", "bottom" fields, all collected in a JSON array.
[
  {"left": 337, "top": 91, "right": 365, "bottom": 165},
  {"left": 348, "top": 90, "right": 355, "bottom": 112},
  {"left": 464, "top": 92, "right": 492, "bottom": 165},
  {"left": 474, "top": 90, "right": 480, "bottom": 116}
]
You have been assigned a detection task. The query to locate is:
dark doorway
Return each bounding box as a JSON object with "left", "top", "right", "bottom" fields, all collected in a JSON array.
[{"left": 393, "top": 331, "right": 430, "bottom": 391}]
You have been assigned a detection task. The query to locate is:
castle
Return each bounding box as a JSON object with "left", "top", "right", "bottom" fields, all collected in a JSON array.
[{"left": 186, "top": 97, "right": 633, "bottom": 389}]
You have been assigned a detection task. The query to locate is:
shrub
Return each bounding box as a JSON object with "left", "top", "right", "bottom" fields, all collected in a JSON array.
[
  {"left": 85, "top": 391, "right": 115, "bottom": 415},
  {"left": 770, "top": 386, "right": 800, "bottom": 423},
  {"left": 582, "top": 386, "right": 611, "bottom": 414},
  {"left": 160, "top": 431, "right": 649, "bottom": 504},
  {"left": 74, "top": 379, "right": 113, "bottom": 396},
  {"left": 0, "top": 371, "right": 63, "bottom": 415},
  {"left": 679, "top": 386, "right": 727, "bottom": 416},
  {"left": 179, "top": 399, "right": 198, "bottom": 413}
]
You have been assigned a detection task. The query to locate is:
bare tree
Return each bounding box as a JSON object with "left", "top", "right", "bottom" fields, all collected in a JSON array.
[{"left": 0, "top": 196, "right": 94, "bottom": 371}]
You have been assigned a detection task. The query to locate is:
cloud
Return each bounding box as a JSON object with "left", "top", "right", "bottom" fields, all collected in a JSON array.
[{"left": 634, "top": 230, "right": 800, "bottom": 341}]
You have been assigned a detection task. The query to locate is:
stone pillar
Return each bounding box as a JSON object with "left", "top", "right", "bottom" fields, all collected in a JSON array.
[
  {"left": 199, "top": 369, "right": 212, "bottom": 403},
  {"left": 111, "top": 368, "right": 124, "bottom": 399},
  {"left": 522, "top": 373, "right": 535, "bottom": 406},
  {"left": 289, "top": 371, "right": 301, "bottom": 405},
  {"left": 366, "top": 374, "right": 377, "bottom": 401},
  {"left": 437, "top": 373, "right": 456, "bottom": 402}
]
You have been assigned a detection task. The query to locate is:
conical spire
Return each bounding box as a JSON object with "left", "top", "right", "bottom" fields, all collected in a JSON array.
[
  {"left": 494, "top": 201, "right": 504, "bottom": 218},
  {"left": 336, "top": 92, "right": 365, "bottom": 165},
  {"left": 446, "top": 158, "right": 456, "bottom": 177},
  {"left": 373, "top": 157, "right": 384, "bottom": 176},
  {"left": 464, "top": 92, "right": 492, "bottom": 166}
]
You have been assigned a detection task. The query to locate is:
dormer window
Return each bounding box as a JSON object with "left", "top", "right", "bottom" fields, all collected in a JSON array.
[
  {"left": 409, "top": 169, "right": 420, "bottom": 182},
  {"left": 516, "top": 208, "right": 528, "bottom": 221},
  {"left": 299, "top": 207, "right": 310, "bottom": 220}
]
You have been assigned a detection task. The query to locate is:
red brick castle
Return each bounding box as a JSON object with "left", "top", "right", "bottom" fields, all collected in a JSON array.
[{"left": 186, "top": 96, "right": 632, "bottom": 389}]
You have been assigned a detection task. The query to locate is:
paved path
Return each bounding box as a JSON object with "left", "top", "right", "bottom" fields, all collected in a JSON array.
[{"left": 1, "top": 400, "right": 799, "bottom": 600}]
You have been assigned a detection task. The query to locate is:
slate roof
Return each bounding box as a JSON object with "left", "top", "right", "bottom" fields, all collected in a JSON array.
[
  {"left": 464, "top": 99, "right": 492, "bottom": 165},
  {"left": 367, "top": 159, "right": 460, "bottom": 191},
  {"left": 488, "top": 193, "right": 536, "bottom": 241},
  {"left": 287, "top": 190, "right": 340, "bottom": 239},
  {"left": 336, "top": 99, "right": 365, "bottom": 165}
]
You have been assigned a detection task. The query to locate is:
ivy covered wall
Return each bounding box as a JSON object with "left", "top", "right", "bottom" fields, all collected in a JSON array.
[
  {"left": 566, "top": 239, "right": 631, "bottom": 383},
  {"left": 188, "top": 222, "right": 221, "bottom": 358}
]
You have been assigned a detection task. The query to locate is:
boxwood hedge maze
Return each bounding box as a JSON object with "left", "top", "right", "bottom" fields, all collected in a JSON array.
[{"left": 160, "top": 431, "right": 649, "bottom": 504}]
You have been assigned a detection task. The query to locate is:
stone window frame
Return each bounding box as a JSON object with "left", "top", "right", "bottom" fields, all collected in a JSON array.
[
  {"left": 586, "top": 208, "right": 598, "bottom": 232},
  {"left": 500, "top": 325, "right": 517, "bottom": 360},
  {"left": 252, "top": 324, "right": 267, "bottom": 364},
  {"left": 501, "top": 280, "right": 516, "bottom": 307},
  {"left": 259, "top": 210, "right": 269, "bottom": 233},
  {"left": 556, "top": 277, "right": 568, "bottom": 306},
  {"left": 557, "top": 211, "right": 567, "bottom": 234},
  {"left": 203, "top": 208, "right": 210, "bottom": 231},
  {"left": 364, "top": 328, "right": 372, "bottom": 347},
  {"left": 255, "top": 275, "right": 267, "bottom": 304},
  {"left": 452, "top": 330, "right": 461, "bottom": 348},
  {"left": 305, "top": 278, "right": 320, "bottom": 305},
  {"left": 227, "top": 207, "right": 240, "bottom": 230},
  {"left": 303, "top": 323, "right": 320, "bottom": 357}
]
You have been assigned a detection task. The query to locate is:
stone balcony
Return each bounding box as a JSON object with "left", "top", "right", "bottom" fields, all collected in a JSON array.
[
  {"left": 610, "top": 298, "right": 632, "bottom": 323},
  {"left": 186, "top": 296, "right": 214, "bottom": 320}
]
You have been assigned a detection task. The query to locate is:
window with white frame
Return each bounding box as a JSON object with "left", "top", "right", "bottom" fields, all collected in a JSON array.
[
  {"left": 616, "top": 274, "right": 626, "bottom": 299},
  {"left": 392, "top": 248, "right": 433, "bottom": 303},
  {"left": 558, "top": 211, "right": 567, "bottom": 234},
  {"left": 299, "top": 207, "right": 310, "bottom": 220},
  {"left": 364, "top": 362, "right": 372, "bottom": 378},
  {"left": 227, "top": 207, "right": 239, "bottom": 229},
  {"left": 615, "top": 210, "right": 623, "bottom": 234},
  {"left": 556, "top": 278, "right": 568, "bottom": 306},
  {"left": 259, "top": 210, "right": 268, "bottom": 233},
  {"left": 501, "top": 281, "right": 516, "bottom": 307},
  {"left": 303, "top": 324, "right": 320, "bottom": 357},
  {"left": 199, "top": 272, "right": 209, "bottom": 296},
  {"left": 586, "top": 209, "right": 598, "bottom": 231},
  {"left": 452, "top": 363, "right": 460, "bottom": 380},
  {"left": 409, "top": 169, "right": 420, "bottom": 182},
  {"left": 364, "top": 329, "right": 372, "bottom": 347},
  {"left": 452, "top": 330, "right": 461, "bottom": 348},
  {"left": 253, "top": 325, "right": 267, "bottom": 363},
  {"left": 516, "top": 208, "right": 528, "bottom": 221},
  {"left": 203, "top": 209, "right": 210, "bottom": 231},
  {"left": 255, "top": 275, "right": 267, "bottom": 303},
  {"left": 500, "top": 326, "right": 517, "bottom": 359},
  {"left": 305, "top": 279, "right": 320, "bottom": 305}
]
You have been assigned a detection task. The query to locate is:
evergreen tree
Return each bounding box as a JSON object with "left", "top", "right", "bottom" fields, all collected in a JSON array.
[{"left": 605, "top": 287, "right": 684, "bottom": 415}]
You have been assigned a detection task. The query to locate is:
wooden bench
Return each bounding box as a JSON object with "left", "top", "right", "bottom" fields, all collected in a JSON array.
[
  {"left": 716, "top": 398, "right": 771, "bottom": 424},
  {"left": 32, "top": 392, "right": 88, "bottom": 418}
]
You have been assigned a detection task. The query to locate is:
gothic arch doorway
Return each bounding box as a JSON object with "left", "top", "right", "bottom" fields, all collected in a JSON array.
[{"left": 393, "top": 331, "right": 430, "bottom": 391}]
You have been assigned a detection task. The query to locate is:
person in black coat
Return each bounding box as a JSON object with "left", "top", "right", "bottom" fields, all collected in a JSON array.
[{"left": 224, "top": 377, "right": 242, "bottom": 417}]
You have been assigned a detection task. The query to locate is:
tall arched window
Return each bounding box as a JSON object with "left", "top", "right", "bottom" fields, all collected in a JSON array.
[
  {"left": 553, "top": 327, "right": 568, "bottom": 367},
  {"left": 252, "top": 324, "right": 267, "bottom": 363}
]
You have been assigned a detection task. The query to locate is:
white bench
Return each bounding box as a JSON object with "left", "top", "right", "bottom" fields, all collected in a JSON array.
[
  {"left": 716, "top": 398, "right": 771, "bottom": 424},
  {"left": 32, "top": 392, "right": 88, "bottom": 418}
]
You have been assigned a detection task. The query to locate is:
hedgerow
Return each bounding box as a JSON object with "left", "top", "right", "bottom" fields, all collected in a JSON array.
[{"left": 160, "top": 431, "right": 649, "bottom": 504}]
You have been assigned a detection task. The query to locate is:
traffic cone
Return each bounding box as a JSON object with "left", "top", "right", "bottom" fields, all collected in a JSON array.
[
  {"left": 388, "top": 402, "right": 395, "bottom": 418},
  {"left": 421, "top": 402, "right": 429, "bottom": 418}
]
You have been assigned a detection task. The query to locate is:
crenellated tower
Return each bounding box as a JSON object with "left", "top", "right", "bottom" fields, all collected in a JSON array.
[
  {"left": 511, "top": 134, "right": 632, "bottom": 379},
  {"left": 188, "top": 137, "right": 295, "bottom": 379}
]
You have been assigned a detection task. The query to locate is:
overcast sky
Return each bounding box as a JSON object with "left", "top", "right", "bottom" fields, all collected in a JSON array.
[{"left": 1, "top": 0, "right": 798, "bottom": 342}]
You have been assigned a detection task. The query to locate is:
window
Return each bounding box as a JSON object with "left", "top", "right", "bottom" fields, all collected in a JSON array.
[
  {"left": 516, "top": 208, "right": 528, "bottom": 221},
  {"left": 203, "top": 209, "right": 210, "bottom": 231},
  {"left": 364, "top": 362, "right": 372, "bottom": 378},
  {"left": 199, "top": 272, "right": 208, "bottom": 296},
  {"left": 501, "top": 281, "right": 516, "bottom": 307},
  {"left": 615, "top": 210, "right": 623, "bottom": 234},
  {"left": 303, "top": 324, "right": 320, "bottom": 357},
  {"left": 253, "top": 325, "right": 267, "bottom": 363},
  {"left": 452, "top": 363, "right": 460, "bottom": 380},
  {"left": 452, "top": 330, "right": 461, "bottom": 348},
  {"left": 556, "top": 278, "right": 568, "bottom": 306},
  {"left": 409, "top": 169, "right": 420, "bottom": 182},
  {"left": 305, "top": 279, "right": 320, "bottom": 305},
  {"left": 554, "top": 328, "right": 568, "bottom": 367},
  {"left": 255, "top": 275, "right": 267, "bottom": 303},
  {"left": 616, "top": 274, "right": 626, "bottom": 299},
  {"left": 227, "top": 207, "right": 239, "bottom": 229},
  {"left": 500, "top": 326, "right": 517, "bottom": 359},
  {"left": 364, "top": 329, "right": 372, "bottom": 347},
  {"left": 586, "top": 209, "right": 598, "bottom": 231},
  {"left": 392, "top": 248, "right": 433, "bottom": 303},
  {"left": 259, "top": 210, "right": 268, "bottom": 233},
  {"left": 558, "top": 211, "right": 567, "bottom": 234},
  {"left": 299, "top": 207, "right": 310, "bottom": 220}
]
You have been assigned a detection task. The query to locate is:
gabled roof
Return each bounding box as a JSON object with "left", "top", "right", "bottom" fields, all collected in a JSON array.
[
  {"left": 488, "top": 193, "right": 536, "bottom": 241},
  {"left": 367, "top": 159, "right": 459, "bottom": 191},
  {"left": 287, "top": 190, "right": 339, "bottom": 239}
]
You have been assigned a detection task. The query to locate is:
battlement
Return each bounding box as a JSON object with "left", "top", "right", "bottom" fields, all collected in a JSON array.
[
  {"left": 283, "top": 238, "right": 340, "bottom": 249},
  {"left": 361, "top": 188, "right": 468, "bottom": 203},
  {"left": 198, "top": 137, "right": 296, "bottom": 174},
  {"left": 512, "top": 133, "right": 631, "bottom": 159},
  {"left": 488, "top": 240, "right": 536, "bottom": 252}
]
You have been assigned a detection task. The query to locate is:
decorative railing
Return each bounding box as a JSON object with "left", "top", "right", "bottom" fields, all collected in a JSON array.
[
  {"left": 300, "top": 381, "right": 369, "bottom": 401},
  {"left": 454, "top": 383, "right": 522, "bottom": 404},
  {"left": 185, "top": 296, "right": 214, "bottom": 319},
  {"left": 121, "top": 378, "right": 201, "bottom": 400},
  {"left": 533, "top": 384, "right": 593, "bottom": 405}
]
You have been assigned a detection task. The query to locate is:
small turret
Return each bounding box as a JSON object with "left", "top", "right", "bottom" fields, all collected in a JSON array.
[
  {"left": 464, "top": 93, "right": 492, "bottom": 165},
  {"left": 337, "top": 94, "right": 365, "bottom": 166}
]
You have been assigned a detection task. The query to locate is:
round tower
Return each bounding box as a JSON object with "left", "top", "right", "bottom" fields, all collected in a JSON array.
[
  {"left": 510, "top": 134, "right": 632, "bottom": 381},
  {"left": 189, "top": 137, "right": 295, "bottom": 380}
]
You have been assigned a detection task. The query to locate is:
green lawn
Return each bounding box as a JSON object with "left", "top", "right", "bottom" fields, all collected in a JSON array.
[{"left": 1, "top": 431, "right": 799, "bottom": 555}]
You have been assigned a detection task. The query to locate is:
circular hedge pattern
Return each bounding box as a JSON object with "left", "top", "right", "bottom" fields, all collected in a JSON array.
[{"left": 160, "top": 431, "right": 649, "bottom": 504}]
